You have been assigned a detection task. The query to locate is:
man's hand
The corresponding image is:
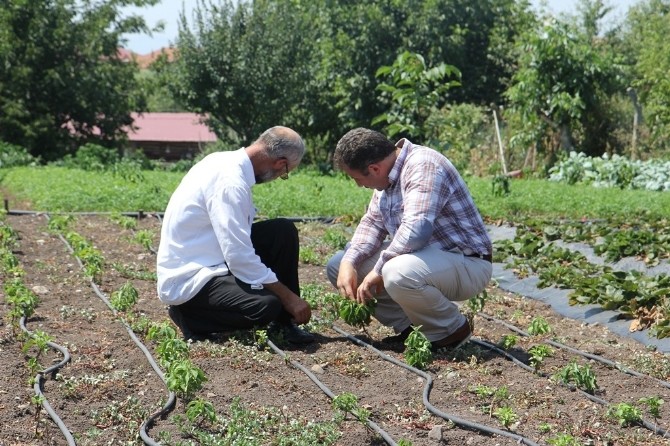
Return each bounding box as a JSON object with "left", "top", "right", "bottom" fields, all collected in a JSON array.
[
  {"left": 357, "top": 271, "right": 384, "bottom": 304},
  {"left": 283, "top": 295, "right": 311, "bottom": 325},
  {"left": 336, "top": 261, "right": 358, "bottom": 301},
  {"left": 264, "top": 281, "right": 311, "bottom": 325}
]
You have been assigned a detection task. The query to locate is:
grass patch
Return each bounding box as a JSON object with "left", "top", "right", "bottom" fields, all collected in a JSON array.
[{"left": 3, "top": 166, "right": 670, "bottom": 221}]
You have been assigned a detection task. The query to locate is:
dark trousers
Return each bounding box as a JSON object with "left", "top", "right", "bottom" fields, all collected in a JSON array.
[{"left": 178, "top": 218, "right": 299, "bottom": 334}]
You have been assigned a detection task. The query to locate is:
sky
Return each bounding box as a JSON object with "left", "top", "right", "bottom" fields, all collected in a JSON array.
[{"left": 121, "top": 0, "right": 640, "bottom": 55}]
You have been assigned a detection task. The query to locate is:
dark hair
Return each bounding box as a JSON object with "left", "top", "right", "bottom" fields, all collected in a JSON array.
[
  {"left": 258, "top": 126, "right": 305, "bottom": 166},
  {"left": 334, "top": 128, "right": 395, "bottom": 172}
]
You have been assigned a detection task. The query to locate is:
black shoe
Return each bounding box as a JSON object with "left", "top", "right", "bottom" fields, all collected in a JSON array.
[
  {"left": 168, "top": 306, "right": 208, "bottom": 342},
  {"left": 381, "top": 326, "right": 413, "bottom": 344},
  {"left": 268, "top": 321, "right": 315, "bottom": 344}
]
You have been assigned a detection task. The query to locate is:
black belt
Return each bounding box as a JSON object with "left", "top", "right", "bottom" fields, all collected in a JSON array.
[{"left": 466, "top": 252, "right": 492, "bottom": 263}]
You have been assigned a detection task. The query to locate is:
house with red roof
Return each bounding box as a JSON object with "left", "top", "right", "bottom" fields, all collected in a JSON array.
[{"left": 126, "top": 112, "right": 218, "bottom": 160}]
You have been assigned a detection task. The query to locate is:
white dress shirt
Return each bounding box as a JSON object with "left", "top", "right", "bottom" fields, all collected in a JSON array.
[{"left": 156, "top": 148, "right": 278, "bottom": 304}]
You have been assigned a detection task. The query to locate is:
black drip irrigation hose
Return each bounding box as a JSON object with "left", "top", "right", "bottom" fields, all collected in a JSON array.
[
  {"left": 50, "top": 217, "right": 175, "bottom": 446},
  {"left": 19, "top": 317, "right": 76, "bottom": 446},
  {"left": 477, "top": 313, "right": 670, "bottom": 438},
  {"left": 327, "top": 322, "right": 542, "bottom": 446},
  {"left": 265, "top": 340, "right": 399, "bottom": 446}
]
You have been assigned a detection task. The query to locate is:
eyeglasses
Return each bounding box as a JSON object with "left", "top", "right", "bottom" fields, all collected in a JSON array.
[{"left": 280, "top": 158, "right": 289, "bottom": 180}]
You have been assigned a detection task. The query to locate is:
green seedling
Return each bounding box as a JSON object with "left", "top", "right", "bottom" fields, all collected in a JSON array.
[
  {"left": 254, "top": 329, "right": 269, "bottom": 350},
  {"left": 338, "top": 298, "right": 375, "bottom": 328},
  {"left": 492, "top": 406, "right": 518, "bottom": 428},
  {"left": 332, "top": 392, "right": 370, "bottom": 425},
  {"left": 403, "top": 327, "right": 432, "bottom": 369},
  {"left": 606, "top": 402, "right": 641, "bottom": 426},
  {"left": 186, "top": 398, "right": 217, "bottom": 425},
  {"left": 639, "top": 396, "right": 664, "bottom": 419},
  {"left": 110, "top": 213, "right": 138, "bottom": 230},
  {"left": 547, "top": 433, "right": 582, "bottom": 446},
  {"left": 555, "top": 360, "right": 598, "bottom": 394},
  {"left": 466, "top": 289, "right": 488, "bottom": 314},
  {"left": 528, "top": 344, "right": 554, "bottom": 371},
  {"left": 110, "top": 281, "right": 139, "bottom": 312},
  {"left": 157, "top": 337, "right": 190, "bottom": 367},
  {"left": 133, "top": 229, "right": 154, "bottom": 251},
  {"left": 498, "top": 334, "right": 519, "bottom": 350},
  {"left": 166, "top": 359, "right": 207, "bottom": 401},
  {"left": 527, "top": 316, "right": 551, "bottom": 335}
]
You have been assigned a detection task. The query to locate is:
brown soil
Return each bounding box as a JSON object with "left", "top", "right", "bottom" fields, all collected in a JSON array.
[{"left": 1, "top": 213, "right": 670, "bottom": 446}]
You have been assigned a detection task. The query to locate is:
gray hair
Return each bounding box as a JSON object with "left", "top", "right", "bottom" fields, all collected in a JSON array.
[{"left": 257, "top": 126, "right": 305, "bottom": 166}]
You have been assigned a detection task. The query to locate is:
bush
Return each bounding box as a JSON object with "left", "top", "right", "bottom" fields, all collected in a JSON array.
[
  {"left": 0, "top": 142, "right": 37, "bottom": 168},
  {"left": 60, "top": 143, "right": 120, "bottom": 171}
]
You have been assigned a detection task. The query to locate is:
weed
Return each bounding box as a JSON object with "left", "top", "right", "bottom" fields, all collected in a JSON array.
[
  {"left": 538, "top": 422, "right": 553, "bottom": 433},
  {"left": 111, "top": 261, "right": 157, "bottom": 281}
]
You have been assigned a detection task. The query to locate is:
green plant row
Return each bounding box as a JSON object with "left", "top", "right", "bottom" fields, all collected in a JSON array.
[
  {"left": 494, "top": 227, "right": 670, "bottom": 338},
  {"left": 5, "top": 166, "right": 670, "bottom": 221}
]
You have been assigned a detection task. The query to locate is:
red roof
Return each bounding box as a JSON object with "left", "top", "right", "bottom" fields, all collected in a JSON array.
[{"left": 128, "top": 112, "right": 217, "bottom": 143}]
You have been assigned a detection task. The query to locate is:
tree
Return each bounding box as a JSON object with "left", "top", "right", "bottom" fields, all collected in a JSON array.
[
  {"left": 504, "top": 15, "right": 621, "bottom": 167},
  {"left": 0, "top": 0, "right": 158, "bottom": 161},
  {"left": 624, "top": 0, "right": 670, "bottom": 151},
  {"left": 373, "top": 51, "right": 460, "bottom": 140}
]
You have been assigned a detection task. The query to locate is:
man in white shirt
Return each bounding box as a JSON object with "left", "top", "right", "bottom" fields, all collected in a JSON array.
[{"left": 156, "top": 126, "right": 313, "bottom": 344}]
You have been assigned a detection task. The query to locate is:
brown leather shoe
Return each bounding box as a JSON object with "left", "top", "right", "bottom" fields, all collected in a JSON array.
[{"left": 431, "top": 319, "right": 472, "bottom": 351}]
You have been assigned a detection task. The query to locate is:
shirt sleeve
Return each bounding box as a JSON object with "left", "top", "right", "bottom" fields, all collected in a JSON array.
[
  {"left": 373, "top": 158, "right": 448, "bottom": 274},
  {"left": 342, "top": 192, "right": 388, "bottom": 269},
  {"left": 207, "top": 181, "right": 278, "bottom": 286}
]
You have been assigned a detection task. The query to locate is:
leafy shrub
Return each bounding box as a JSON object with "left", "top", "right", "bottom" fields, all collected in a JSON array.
[
  {"left": 0, "top": 141, "right": 37, "bottom": 167},
  {"left": 61, "top": 143, "right": 120, "bottom": 171}
]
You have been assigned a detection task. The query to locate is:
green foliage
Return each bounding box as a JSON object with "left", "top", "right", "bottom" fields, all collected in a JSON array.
[
  {"left": 338, "top": 298, "right": 376, "bottom": 328},
  {"left": 555, "top": 360, "right": 598, "bottom": 394},
  {"left": 527, "top": 316, "right": 551, "bottom": 336},
  {"left": 186, "top": 398, "right": 218, "bottom": 426},
  {"left": 110, "top": 282, "right": 139, "bottom": 312},
  {"left": 606, "top": 402, "right": 642, "bottom": 427},
  {"left": 166, "top": 359, "right": 207, "bottom": 400},
  {"left": 403, "top": 327, "right": 433, "bottom": 370},
  {"left": 133, "top": 229, "right": 154, "bottom": 251},
  {"left": 504, "top": 14, "right": 622, "bottom": 161},
  {"left": 373, "top": 51, "right": 460, "bottom": 140},
  {"left": 547, "top": 434, "right": 582, "bottom": 446},
  {"left": 61, "top": 144, "right": 120, "bottom": 171},
  {"left": 492, "top": 406, "right": 518, "bottom": 428},
  {"left": 0, "top": 141, "right": 37, "bottom": 167},
  {"left": 498, "top": 335, "right": 519, "bottom": 350},
  {"left": 332, "top": 392, "right": 370, "bottom": 424},
  {"left": 528, "top": 344, "right": 554, "bottom": 371},
  {"left": 638, "top": 396, "right": 664, "bottom": 419},
  {"left": 0, "top": 0, "right": 158, "bottom": 160}
]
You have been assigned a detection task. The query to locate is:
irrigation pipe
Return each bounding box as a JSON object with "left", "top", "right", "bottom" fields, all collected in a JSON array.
[
  {"left": 51, "top": 217, "right": 175, "bottom": 446},
  {"left": 266, "top": 340, "right": 399, "bottom": 446},
  {"left": 476, "top": 314, "right": 670, "bottom": 438},
  {"left": 328, "top": 323, "right": 542, "bottom": 446},
  {"left": 19, "top": 317, "right": 76, "bottom": 446},
  {"left": 479, "top": 312, "right": 670, "bottom": 390}
]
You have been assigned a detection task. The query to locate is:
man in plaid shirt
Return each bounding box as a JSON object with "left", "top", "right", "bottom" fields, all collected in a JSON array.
[{"left": 326, "top": 128, "right": 492, "bottom": 350}]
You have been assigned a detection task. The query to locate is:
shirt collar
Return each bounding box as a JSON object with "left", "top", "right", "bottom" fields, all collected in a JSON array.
[{"left": 388, "top": 138, "right": 411, "bottom": 187}]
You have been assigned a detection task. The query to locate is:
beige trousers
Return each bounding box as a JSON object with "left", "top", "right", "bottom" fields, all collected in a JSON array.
[{"left": 326, "top": 242, "right": 492, "bottom": 341}]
